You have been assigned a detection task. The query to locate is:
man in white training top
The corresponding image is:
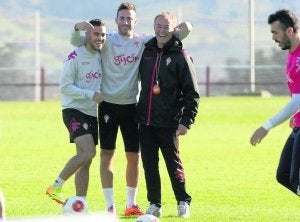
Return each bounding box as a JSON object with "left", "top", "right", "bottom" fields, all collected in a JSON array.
[{"left": 46, "top": 19, "right": 106, "bottom": 205}]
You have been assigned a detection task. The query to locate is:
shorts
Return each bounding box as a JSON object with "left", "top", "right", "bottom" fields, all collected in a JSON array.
[
  {"left": 62, "top": 108, "right": 98, "bottom": 145},
  {"left": 98, "top": 101, "right": 139, "bottom": 152}
]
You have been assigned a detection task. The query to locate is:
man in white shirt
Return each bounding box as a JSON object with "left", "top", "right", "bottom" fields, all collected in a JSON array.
[{"left": 46, "top": 19, "right": 106, "bottom": 205}]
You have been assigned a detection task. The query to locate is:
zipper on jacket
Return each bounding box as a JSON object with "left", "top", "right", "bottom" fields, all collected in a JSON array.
[{"left": 146, "top": 51, "right": 162, "bottom": 125}]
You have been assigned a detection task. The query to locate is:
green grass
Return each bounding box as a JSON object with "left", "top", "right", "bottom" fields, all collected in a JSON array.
[{"left": 1, "top": 96, "right": 300, "bottom": 221}]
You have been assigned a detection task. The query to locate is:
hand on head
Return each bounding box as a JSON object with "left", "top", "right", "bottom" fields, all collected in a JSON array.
[
  {"left": 175, "top": 22, "right": 192, "bottom": 33},
  {"left": 75, "top": 21, "right": 94, "bottom": 32}
]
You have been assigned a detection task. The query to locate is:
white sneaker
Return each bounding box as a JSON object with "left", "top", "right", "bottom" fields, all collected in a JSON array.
[
  {"left": 297, "top": 185, "right": 300, "bottom": 196},
  {"left": 107, "top": 204, "right": 117, "bottom": 217},
  {"left": 178, "top": 201, "right": 190, "bottom": 218},
  {"left": 146, "top": 203, "right": 162, "bottom": 217}
]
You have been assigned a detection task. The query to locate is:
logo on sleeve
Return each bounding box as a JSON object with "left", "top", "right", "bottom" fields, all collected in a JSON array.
[{"left": 66, "top": 50, "right": 77, "bottom": 61}]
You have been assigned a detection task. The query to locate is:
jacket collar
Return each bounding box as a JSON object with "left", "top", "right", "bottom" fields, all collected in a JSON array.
[{"left": 145, "top": 36, "right": 182, "bottom": 52}]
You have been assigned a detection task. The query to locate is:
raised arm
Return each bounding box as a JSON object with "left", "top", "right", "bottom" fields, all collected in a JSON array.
[
  {"left": 174, "top": 22, "right": 193, "bottom": 41},
  {"left": 70, "top": 21, "right": 93, "bottom": 47}
]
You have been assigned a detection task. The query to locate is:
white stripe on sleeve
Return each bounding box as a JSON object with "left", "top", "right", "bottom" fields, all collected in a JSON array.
[{"left": 262, "top": 94, "right": 300, "bottom": 130}]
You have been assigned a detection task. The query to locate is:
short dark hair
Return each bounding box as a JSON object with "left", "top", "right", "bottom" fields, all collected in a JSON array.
[
  {"left": 268, "top": 9, "right": 299, "bottom": 33},
  {"left": 117, "top": 2, "right": 136, "bottom": 16},
  {"left": 89, "top": 19, "right": 105, "bottom": 27}
]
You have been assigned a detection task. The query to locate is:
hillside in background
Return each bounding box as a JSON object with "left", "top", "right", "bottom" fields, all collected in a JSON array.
[
  {"left": 0, "top": 0, "right": 300, "bottom": 99},
  {"left": 2, "top": 0, "right": 299, "bottom": 68}
]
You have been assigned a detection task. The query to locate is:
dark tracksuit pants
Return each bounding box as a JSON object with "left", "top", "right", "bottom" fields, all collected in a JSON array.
[
  {"left": 276, "top": 127, "right": 300, "bottom": 194},
  {"left": 139, "top": 124, "right": 191, "bottom": 206}
]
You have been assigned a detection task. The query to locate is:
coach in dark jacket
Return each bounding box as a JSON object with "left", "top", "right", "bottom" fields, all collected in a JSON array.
[{"left": 135, "top": 12, "right": 199, "bottom": 218}]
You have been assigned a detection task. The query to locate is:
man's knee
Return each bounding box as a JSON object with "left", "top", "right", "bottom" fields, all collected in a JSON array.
[
  {"left": 85, "top": 149, "right": 96, "bottom": 162},
  {"left": 100, "top": 149, "right": 114, "bottom": 162},
  {"left": 79, "top": 149, "right": 96, "bottom": 164},
  {"left": 75, "top": 135, "right": 96, "bottom": 161},
  {"left": 126, "top": 152, "right": 140, "bottom": 165}
]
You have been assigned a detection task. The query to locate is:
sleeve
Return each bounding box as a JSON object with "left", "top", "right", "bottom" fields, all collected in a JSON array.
[
  {"left": 262, "top": 94, "right": 300, "bottom": 130},
  {"left": 70, "top": 30, "right": 86, "bottom": 47},
  {"left": 140, "top": 34, "right": 154, "bottom": 44},
  {"left": 177, "top": 50, "right": 200, "bottom": 129},
  {"left": 174, "top": 22, "right": 193, "bottom": 41},
  {"left": 59, "top": 57, "right": 95, "bottom": 100}
]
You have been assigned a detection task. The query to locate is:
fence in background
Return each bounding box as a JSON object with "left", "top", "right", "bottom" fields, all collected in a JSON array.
[
  {"left": 0, "top": 65, "right": 287, "bottom": 101},
  {"left": 200, "top": 65, "right": 287, "bottom": 97}
]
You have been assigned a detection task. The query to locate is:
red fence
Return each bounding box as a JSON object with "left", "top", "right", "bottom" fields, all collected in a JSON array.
[{"left": 0, "top": 65, "right": 287, "bottom": 101}]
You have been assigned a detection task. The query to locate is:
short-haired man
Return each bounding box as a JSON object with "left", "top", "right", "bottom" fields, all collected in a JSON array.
[
  {"left": 46, "top": 19, "right": 106, "bottom": 204},
  {"left": 136, "top": 12, "right": 199, "bottom": 218},
  {"left": 250, "top": 9, "right": 300, "bottom": 196}
]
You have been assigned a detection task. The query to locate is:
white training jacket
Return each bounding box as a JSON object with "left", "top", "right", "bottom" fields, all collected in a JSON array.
[{"left": 60, "top": 45, "right": 102, "bottom": 117}]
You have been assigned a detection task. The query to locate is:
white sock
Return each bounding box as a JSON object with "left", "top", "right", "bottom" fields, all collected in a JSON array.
[
  {"left": 103, "top": 188, "right": 114, "bottom": 208},
  {"left": 126, "top": 186, "right": 137, "bottom": 208},
  {"left": 52, "top": 177, "right": 65, "bottom": 187}
]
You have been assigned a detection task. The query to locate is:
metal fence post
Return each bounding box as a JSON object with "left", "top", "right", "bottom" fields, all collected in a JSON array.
[
  {"left": 40, "top": 66, "right": 45, "bottom": 101},
  {"left": 206, "top": 65, "right": 210, "bottom": 97}
]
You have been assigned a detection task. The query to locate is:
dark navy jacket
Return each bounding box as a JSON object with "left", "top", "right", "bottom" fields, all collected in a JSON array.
[{"left": 135, "top": 36, "right": 200, "bottom": 129}]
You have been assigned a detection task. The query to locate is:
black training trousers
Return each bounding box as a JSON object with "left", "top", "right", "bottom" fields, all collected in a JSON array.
[
  {"left": 276, "top": 127, "right": 300, "bottom": 195},
  {"left": 139, "top": 124, "right": 192, "bottom": 206}
]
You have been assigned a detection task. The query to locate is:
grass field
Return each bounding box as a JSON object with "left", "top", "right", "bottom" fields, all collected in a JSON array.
[{"left": 1, "top": 96, "right": 300, "bottom": 221}]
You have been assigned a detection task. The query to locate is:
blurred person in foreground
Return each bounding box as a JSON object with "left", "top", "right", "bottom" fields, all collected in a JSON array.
[
  {"left": 46, "top": 19, "right": 106, "bottom": 204},
  {"left": 0, "top": 188, "right": 5, "bottom": 221},
  {"left": 136, "top": 12, "right": 199, "bottom": 218},
  {"left": 250, "top": 9, "right": 300, "bottom": 196},
  {"left": 70, "top": 2, "right": 192, "bottom": 216}
]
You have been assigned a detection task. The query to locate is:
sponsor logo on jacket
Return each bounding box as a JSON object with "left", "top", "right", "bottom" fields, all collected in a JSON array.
[
  {"left": 114, "top": 54, "right": 139, "bottom": 65},
  {"left": 86, "top": 71, "right": 102, "bottom": 83}
]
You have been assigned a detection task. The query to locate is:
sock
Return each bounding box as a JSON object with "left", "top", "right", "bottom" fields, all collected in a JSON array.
[
  {"left": 103, "top": 188, "right": 114, "bottom": 208},
  {"left": 52, "top": 177, "right": 65, "bottom": 187},
  {"left": 126, "top": 186, "right": 137, "bottom": 208}
]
